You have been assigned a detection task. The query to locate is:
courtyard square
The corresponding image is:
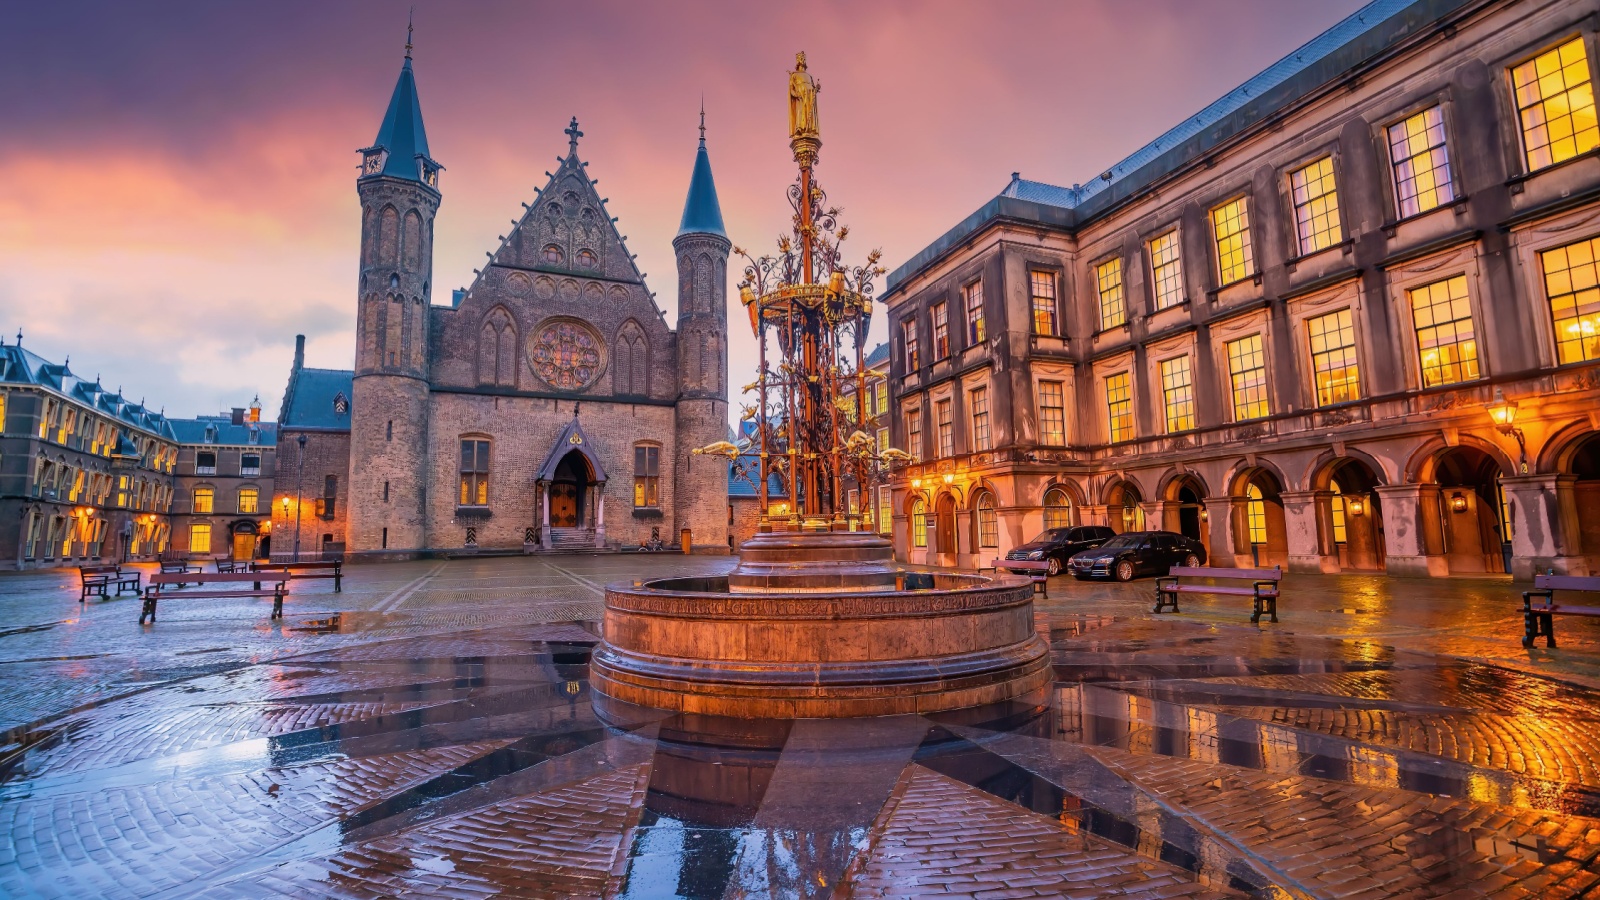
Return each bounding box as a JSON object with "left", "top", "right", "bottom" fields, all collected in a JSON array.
[{"left": 0, "top": 556, "right": 1597, "bottom": 898}]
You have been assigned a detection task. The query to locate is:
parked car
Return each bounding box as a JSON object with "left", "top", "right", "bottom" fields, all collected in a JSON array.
[
  {"left": 1004, "top": 525, "right": 1116, "bottom": 576},
  {"left": 1067, "top": 530, "right": 1207, "bottom": 582}
]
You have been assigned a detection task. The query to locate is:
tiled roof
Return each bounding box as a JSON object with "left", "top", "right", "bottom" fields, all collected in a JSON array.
[
  {"left": 886, "top": 0, "right": 1471, "bottom": 292},
  {"left": 280, "top": 368, "right": 353, "bottom": 431},
  {"left": 863, "top": 342, "right": 890, "bottom": 368},
  {"left": 0, "top": 342, "right": 177, "bottom": 440},
  {"left": 168, "top": 416, "right": 278, "bottom": 447}
]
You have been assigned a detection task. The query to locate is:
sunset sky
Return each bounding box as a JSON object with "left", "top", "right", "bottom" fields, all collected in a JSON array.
[{"left": 0, "top": 0, "right": 1366, "bottom": 422}]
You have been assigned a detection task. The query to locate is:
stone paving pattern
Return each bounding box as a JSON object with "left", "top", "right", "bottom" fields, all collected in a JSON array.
[{"left": 0, "top": 555, "right": 1598, "bottom": 898}]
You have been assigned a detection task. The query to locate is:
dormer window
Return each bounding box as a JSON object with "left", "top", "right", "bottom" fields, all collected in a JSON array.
[
  {"left": 543, "top": 244, "right": 565, "bottom": 265},
  {"left": 203, "top": 425, "right": 217, "bottom": 444},
  {"left": 248, "top": 426, "right": 260, "bottom": 445},
  {"left": 333, "top": 392, "right": 349, "bottom": 416}
]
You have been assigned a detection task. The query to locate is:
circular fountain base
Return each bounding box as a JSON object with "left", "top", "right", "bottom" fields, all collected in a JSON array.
[{"left": 592, "top": 554, "right": 1051, "bottom": 718}]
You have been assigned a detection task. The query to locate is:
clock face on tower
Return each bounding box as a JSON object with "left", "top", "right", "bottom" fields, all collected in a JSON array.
[{"left": 362, "top": 150, "right": 387, "bottom": 176}]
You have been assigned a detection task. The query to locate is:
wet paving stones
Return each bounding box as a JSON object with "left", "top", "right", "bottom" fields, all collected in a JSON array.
[{"left": 2, "top": 558, "right": 1600, "bottom": 897}]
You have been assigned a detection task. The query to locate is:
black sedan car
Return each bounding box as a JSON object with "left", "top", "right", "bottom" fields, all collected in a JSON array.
[
  {"left": 1003, "top": 525, "right": 1116, "bottom": 575},
  {"left": 1067, "top": 530, "right": 1207, "bottom": 581}
]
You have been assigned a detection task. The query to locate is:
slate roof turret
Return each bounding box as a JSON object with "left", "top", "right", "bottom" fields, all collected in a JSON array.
[
  {"left": 366, "top": 51, "right": 437, "bottom": 184},
  {"left": 677, "top": 112, "right": 727, "bottom": 239}
]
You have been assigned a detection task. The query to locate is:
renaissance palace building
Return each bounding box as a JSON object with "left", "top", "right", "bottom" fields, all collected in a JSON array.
[
  {"left": 882, "top": 0, "right": 1600, "bottom": 580},
  {"left": 272, "top": 43, "right": 732, "bottom": 560}
]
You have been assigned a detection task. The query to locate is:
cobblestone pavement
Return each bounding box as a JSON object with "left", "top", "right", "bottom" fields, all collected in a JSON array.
[{"left": 1, "top": 557, "right": 1599, "bottom": 897}]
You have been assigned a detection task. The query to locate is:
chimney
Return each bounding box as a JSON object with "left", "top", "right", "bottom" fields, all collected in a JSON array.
[
  {"left": 231, "top": 408, "right": 245, "bottom": 425},
  {"left": 293, "top": 334, "right": 306, "bottom": 372}
]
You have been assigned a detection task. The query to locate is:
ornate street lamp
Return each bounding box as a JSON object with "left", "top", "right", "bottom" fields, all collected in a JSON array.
[{"left": 1487, "top": 387, "right": 1528, "bottom": 474}]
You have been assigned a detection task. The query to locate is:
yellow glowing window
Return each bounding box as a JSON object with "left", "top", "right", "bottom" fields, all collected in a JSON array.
[
  {"left": 190, "top": 523, "right": 212, "bottom": 555},
  {"left": 1246, "top": 484, "right": 1267, "bottom": 546},
  {"left": 1149, "top": 231, "right": 1184, "bottom": 310},
  {"left": 192, "top": 487, "right": 214, "bottom": 515},
  {"left": 935, "top": 399, "right": 953, "bottom": 458},
  {"left": 964, "top": 281, "right": 985, "bottom": 345},
  {"left": 1290, "top": 156, "right": 1341, "bottom": 255},
  {"left": 1160, "top": 356, "right": 1195, "bottom": 433},
  {"left": 0, "top": 393, "right": 6, "bottom": 436},
  {"left": 1388, "top": 106, "right": 1455, "bottom": 217},
  {"left": 1308, "top": 309, "right": 1360, "bottom": 406},
  {"left": 1513, "top": 37, "right": 1599, "bottom": 172},
  {"left": 1331, "top": 484, "right": 1348, "bottom": 545},
  {"left": 1043, "top": 488, "right": 1071, "bottom": 529},
  {"left": 1095, "top": 258, "right": 1125, "bottom": 331},
  {"left": 1540, "top": 234, "right": 1600, "bottom": 363},
  {"left": 1226, "top": 334, "right": 1270, "bottom": 421},
  {"left": 969, "top": 387, "right": 990, "bottom": 451},
  {"left": 976, "top": 493, "right": 998, "bottom": 547},
  {"left": 1038, "top": 380, "right": 1065, "bottom": 445},
  {"left": 1211, "top": 198, "right": 1254, "bottom": 285},
  {"left": 932, "top": 301, "right": 949, "bottom": 359},
  {"left": 876, "top": 428, "right": 888, "bottom": 454},
  {"left": 912, "top": 498, "right": 927, "bottom": 548},
  {"left": 877, "top": 485, "right": 891, "bottom": 535},
  {"left": 631, "top": 443, "right": 657, "bottom": 509},
  {"left": 1030, "top": 270, "right": 1057, "bottom": 335},
  {"left": 238, "top": 488, "right": 259, "bottom": 514},
  {"left": 1409, "top": 275, "right": 1479, "bottom": 387},
  {"left": 461, "top": 439, "right": 491, "bottom": 506},
  {"left": 1105, "top": 372, "right": 1133, "bottom": 443}
]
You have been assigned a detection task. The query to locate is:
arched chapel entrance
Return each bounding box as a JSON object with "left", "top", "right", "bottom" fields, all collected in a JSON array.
[
  {"left": 550, "top": 451, "right": 589, "bottom": 528},
  {"left": 1434, "top": 446, "right": 1508, "bottom": 574}
]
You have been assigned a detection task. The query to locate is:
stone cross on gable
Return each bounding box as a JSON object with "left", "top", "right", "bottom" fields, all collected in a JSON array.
[{"left": 565, "top": 117, "right": 583, "bottom": 154}]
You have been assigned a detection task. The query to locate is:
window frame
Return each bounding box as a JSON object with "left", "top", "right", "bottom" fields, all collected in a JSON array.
[
  {"left": 1147, "top": 229, "right": 1185, "bottom": 311},
  {"left": 1159, "top": 355, "right": 1195, "bottom": 434},
  {"left": 1029, "top": 269, "right": 1058, "bottom": 336},
  {"left": 1407, "top": 274, "right": 1482, "bottom": 387},
  {"left": 1225, "top": 333, "right": 1271, "bottom": 422},
  {"left": 1288, "top": 154, "right": 1343, "bottom": 257},
  {"left": 1038, "top": 380, "right": 1066, "bottom": 446},
  {"left": 934, "top": 398, "right": 954, "bottom": 458},
  {"left": 1210, "top": 195, "right": 1256, "bottom": 287},
  {"left": 901, "top": 318, "right": 920, "bottom": 371},
  {"left": 931, "top": 301, "right": 949, "bottom": 359},
  {"left": 968, "top": 386, "right": 990, "bottom": 451},
  {"left": 1094, "top": 256, "right": 1126, "bottom": 332},
  {"left": 237, "top": 487, "right": 260, "bottom": 515},
  {"left": 633, "top": 442, "right": 661, "bottom": 509},
  {"left": 975, "top": 492, "right": 998, "bottom": 548},
  {"left": 1538, "top": 234, "right": 1600, "bottom": 365},
  {"left": 192, "top": 486, "right": 214, "bottom": 515},
  {"left": 1104, "top": 372, "right": 1134, "bottom": 444},
  {"left": 459, "top": 438, "right": 491, "bottom": 507},
  {"left": 1307, "top": 308, "right": 1362, "bottom": 407},
  {"left": 963, "top": 280, "right": 986, "bottom": 346},
  {"left": 1509, "top": 35, "right": 1599, "bottom": 174},
  {"left": 1384, "top": 103, "right": 1457, "bottom": 220}
]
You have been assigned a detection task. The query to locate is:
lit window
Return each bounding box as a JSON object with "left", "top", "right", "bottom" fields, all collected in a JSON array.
[
  {"left": 1149, "top": 231, "right": 1184, "bottom": 310},
  {"left": 932, "top": 302, "right": 949, "bottom": 358},
  {"left": 1540, "top": 235, "right": 1600, "bottom": 363},
  {"left": 190, "top": 523, "right": 212, "bottom": 555},
  {"left": 238, "top": 488, "right": 259, "bottom": 514},
  {"left": 847, "top": 489, "right": 859, "bottom": 516},
  {"left": 1105, "top": 372, "right": 1133, "bottom": 443},
  {"left": 1038, "top": 380, "right": 1065, "bottom": 445},
  {"left": 543, "top": 244, "right": 564, "bottom": 264},
  {"left": 192, "top": 487, "right": 214, "bottom": 514},
  {"left": 906, "top": 409, "right": 923, "bottom": 461},
  {"left": 633, "top": 444, "right": 660, "bottom": 508},
  {"left": 1331, "top": 484, "right": 1348, "bottom": 545},
  {"left": 1095, "top": 258, "right": 1125, "bottom": 331},
  {"left": 969, "top": 386, "right": 990, "bottom": 451},
  {"left": 1043, "top": 487, "right": 1071, "bottom": 529},
  {"left": 877, "top": 485, "right": 891, "bottom": 535},
  {"left": 875, "top": 382, "right": 888, "bottom": 415},
  {"left": 911, "top": 498, "right": 927, "bottom": 548},
  {"left": 976, "top": 493, "right": 998, "bottom": 547},
  {"left": 876, "top": 428, "right": 888, "bottom": 453},
  {"left": 902, "top": 319, "right": 919, "bottom": 370},
  {"left": 1388, "top": 106, "right": 1455, "bottom": 217},
  {"left": 935, "top": 399, "right": 953, "bottom": 458},
  {"left": 1513, "top": 37, "right": 1599, "bottom": 172},
  {"left": 1211, "top": 198, "right": 1254, "bottom": 285},
  {"left": 460, "top": 439, "right": 490, "bottom": 506},
  {"left": 1308, "top": 309, "right": 1360, "bottom": 406},
  {"left": 1246, "top": 484, "right": 1267, "bottom": 546},
  {"left": 964, "top": 281, "right": 986, "bottom": 344},
  {"left": 577, "top": 248, "right": 598, "bottom": 268},
  {"left": 1290, "top": 156, "right": 1342, "bottom": 255},
  {"left": 1030, "top": 270, "right": 1057, "bottom": 335},
  {"left": 1160, "top": 355, "right": 1195, "bottom": 433},
  {"left": 1226, "top": 334, "right": 1270, "bottom": 421},
  {"left": 0, "top": 393, "right": 6, "bottom": 436},
  {"left": 1409, "top": 275, "right": 1480, "bottom": 386}
]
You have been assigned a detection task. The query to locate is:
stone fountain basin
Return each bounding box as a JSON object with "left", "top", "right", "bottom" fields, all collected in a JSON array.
[{"left": 591, "top": 573, "right": 1051, "bottom": 718}]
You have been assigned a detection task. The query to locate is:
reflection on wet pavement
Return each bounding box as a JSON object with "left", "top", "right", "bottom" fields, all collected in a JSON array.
[{"left": 1, "top": 559, "right": 1599, "bottom": 897}]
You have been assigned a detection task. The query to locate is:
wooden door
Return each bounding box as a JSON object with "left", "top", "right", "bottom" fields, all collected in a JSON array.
[
  {"left": 551, "top": 483, "right": 579, "bottom": 527},
  {"left": 232, "top": 533, "right": 256, "bottom": 561}
]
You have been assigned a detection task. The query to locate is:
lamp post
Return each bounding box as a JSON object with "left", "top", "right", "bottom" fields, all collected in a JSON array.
[
  {"left": 1487, "top": 388, "right": 1528, "bottom": 474},
  {"left": 293, "top": 433, "right": 307, "bottom": 562}
]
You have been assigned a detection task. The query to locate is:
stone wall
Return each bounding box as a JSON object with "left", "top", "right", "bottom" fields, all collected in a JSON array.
[{"left": 270, "top": 430, "right": 350, "bottom": 560}]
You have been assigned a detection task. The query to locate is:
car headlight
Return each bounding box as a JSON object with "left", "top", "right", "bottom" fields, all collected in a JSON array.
[
  {"left": 1027, "top": 550, "right": 1044, "bottom": 559},
  {"left": 1097, "top": 556, "right": 1114, "bottom": 565}
]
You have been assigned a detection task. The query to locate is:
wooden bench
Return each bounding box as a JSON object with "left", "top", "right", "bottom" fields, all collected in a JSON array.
[
  {"left": 1521, "top": 574, "right": 1600, "bottom": 648},
  {"left": 140, "top": 572, "right": 289, "bottom": 625},
  {"left": 158, "top": 558, "right": 200, "bottom": 587},
  {"left": 214, "top": 558, "right": 243, "bottom": 573},
  {"left": 79, "top": 565, "right": 141, "bottom": 601},
  {"left": 251, "top": 560, "right": 342, "bottom": 592},
  {"left": 988, "top": 558, "right": 1050, "bottom": 598},
  {"left": 1155, "top": 566, "right": 1282, "bottom": 623}
]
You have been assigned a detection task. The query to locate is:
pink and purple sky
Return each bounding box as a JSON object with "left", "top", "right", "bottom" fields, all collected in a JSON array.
[{"left": 0, "top": 0, "right": 1365, "bottom": 421}]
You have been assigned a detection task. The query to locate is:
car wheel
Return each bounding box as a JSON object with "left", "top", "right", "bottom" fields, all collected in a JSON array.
[
  {"left": 1114, "top": 559, "right": 1135, "bottom": 582},
  {"left": 1046, "top": 557, "right": 1062, "bottom": 576},
  {"left": 1183, "top": 553, "right": 1200, "bottom": 568}
]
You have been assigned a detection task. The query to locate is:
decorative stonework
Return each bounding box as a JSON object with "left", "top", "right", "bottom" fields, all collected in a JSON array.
[
  {"left": 583, "top": 282, "right": 604, "bottom": 303},
  {"left": 558, "top": 279, "right": 580, "bottom": 302},
  {"left": 533, "top": 275, "right": 556, "bottom": 300},
  {"left": 527, "top": 318, "right": 604, "bottom": 391},
  {"left": 506, "top": 271, "right": 532, "bottom": 296},
  {"left": 608, "top": 285, "right": 629, "bottom": 303}
]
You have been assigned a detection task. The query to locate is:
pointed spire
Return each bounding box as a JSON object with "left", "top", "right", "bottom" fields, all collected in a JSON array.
[
  {"left": 565, "top": 117, "right": 583, "bottom": 155},
  {"left": 367, "top": 20, "right": 436, "bottom": 184},
  {"left": 677, "top": 108, "right": 726, "bottom": 239}
]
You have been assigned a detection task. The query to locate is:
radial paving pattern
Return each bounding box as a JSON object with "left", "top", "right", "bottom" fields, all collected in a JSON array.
[{"left": 1, "top": 559, "right": 1599, "bottom": 897}]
